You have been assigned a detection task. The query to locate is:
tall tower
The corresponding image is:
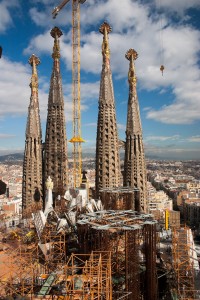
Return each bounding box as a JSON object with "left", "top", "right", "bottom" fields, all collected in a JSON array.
[
  {"left": 123, "top": 49, "right": 147, "bottom": 212},
  {"left": 95, "top": 22, "right": 121, "bottom": 198},
  {"left": 44, "top": 27, "right": 68, "bottom": 198},
  {"left": 22, "top": 54, "right": 43, "bottom": 211}
]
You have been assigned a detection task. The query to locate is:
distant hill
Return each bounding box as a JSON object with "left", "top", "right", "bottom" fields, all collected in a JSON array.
[
  {"left": 0, "top": 152, "right": 97, "bottom": 163},
  {"left": 0, "top": 152, "right": 164, "bottom": 164},
  {"left": 0, "top": 153, "right": 24, "bottom": 163},
  {"left": 0, "top": 150, "right": 159, "bottom": 163}
]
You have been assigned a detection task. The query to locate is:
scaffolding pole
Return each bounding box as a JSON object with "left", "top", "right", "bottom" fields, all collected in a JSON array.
[
  {"left": 172, "top": 227, "right": 196, "bottom": 299},
  {"left": 64, "top": 251, "right": 112, "bottom": 299},
  {"left": 0, "top": 241, "right": 40, "bottom": 297}
]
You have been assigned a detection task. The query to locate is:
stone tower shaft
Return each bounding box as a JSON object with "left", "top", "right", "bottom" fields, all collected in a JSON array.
[
  {"left": 95, "top": 22, "right": 121, "bottom": 198},
  {"left": 44, "top": 27, "right": 68, "bottom": 198},
  {"left": 123, "top": 49, "right": 147, "bottom": 212},
  {"left": 22, "top": 54, "right": 43, "bottom": 211}
]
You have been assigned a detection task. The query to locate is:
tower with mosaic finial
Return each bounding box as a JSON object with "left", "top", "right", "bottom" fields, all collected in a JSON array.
[
  {"left": 95, "top": 22, "right": 121, "bottom": 199},
  {"left": 22, "top": 54, "right": 43, "bottom": 213},
  {"left": 44, "top": 27, "right": 68, "bottom": 199},
  {"left": 123, "top": 48, "right": 148, "bottom": 212}
]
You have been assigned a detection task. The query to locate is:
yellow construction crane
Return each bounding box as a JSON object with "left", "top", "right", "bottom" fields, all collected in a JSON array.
[{"left": 52, "top": 0, "right": 86, "bottom": 188}]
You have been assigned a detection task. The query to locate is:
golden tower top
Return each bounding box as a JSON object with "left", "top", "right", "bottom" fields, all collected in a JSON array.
[
  {"left": 125, "top": 48, "right": 138, "bottom": 87},
  {"left": 51, "top": 26, "right": 63, "bottom": 60},
  {"left": 99, "top": 22, "right": 112, "bottom": 64},
  {"left": 29, "top": 54, "right": 40, "bottom": 94}
]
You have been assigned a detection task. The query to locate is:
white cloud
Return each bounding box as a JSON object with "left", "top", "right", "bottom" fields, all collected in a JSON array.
[
  {"left": 91, "top": 2, "right": 200, "bottom": 126},
  {"left": 143, "top": 133, "right": 200, "bottom": 159},
  {"left": 0, "top": 0, "right": 19, "bottom": 33},
  {"left": 79, "top": 81, "right": 100, "bottom": 103},
  {"left": 0, "top": 134, "right": 16, "bottom": 139},
  {"left": 155, "top": 0, "right": 200, "bottom": 15},
  {"left": 144, "top": 143, "right": 200, "bottom": 160},
  {"left": 62, "top": 81, "right": 100, "bottom": 122},
  {"left": 117, "top": 123, "right": 126, "bottom": 131},
  {"left": 29, "top": 0, "right": 55, "bottom": 4},
  {"left": 84, "top": 123, "right": 97, "bottom": 127},
  {"left": 27, "top": 0, "right": 200, "bottom": 125},
  {"left": 143, "top": 107, "right": 151, "bottom": 111},
  {"left": 29, "top": 7, "right": 52, "bottom": 28},
  {"left": 28, "top": 0, "right": 73, "bottom": 28},
  {"left": 187, "top": 136, "right": 200, "bottom": 143},
  {"left": 0, "top": 58, "right": 31, "bottom": 116},
  {"left": 23, "top": 30, "right": 53, "bottom": 55},
  {"left": 144, "top": 134, "right": 200, "bottom": 153},
  {"left": 145, "top": 135, "right": 180, "bottom": 142},
  {"left": 0, "top": 57, "right": 50, "bottom": 123},
  {"left": 0, "top": 55, "right": 99, "bottom": 127},
  {"left": 0, "top": 56, "right": 63, "bottom": 122},
  {"left": 0, "top": 148, "right": 24, "bottom": 156},
  {"left": 141, "top": 24, "right": 200, "bottom": 124}
]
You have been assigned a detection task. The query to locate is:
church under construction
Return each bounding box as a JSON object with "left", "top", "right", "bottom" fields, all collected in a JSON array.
[{"left": 0, "top": 18, "right": 199, "bottom": 300}]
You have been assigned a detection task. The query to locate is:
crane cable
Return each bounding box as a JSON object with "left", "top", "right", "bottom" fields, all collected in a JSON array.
[{"left": 158, "top": 0, "right": 165, "bottom": 75}]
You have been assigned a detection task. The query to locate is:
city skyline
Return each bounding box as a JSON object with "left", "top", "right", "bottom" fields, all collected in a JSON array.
[{"left": 0, "top": 0, "right": 200, "bottom": 160}]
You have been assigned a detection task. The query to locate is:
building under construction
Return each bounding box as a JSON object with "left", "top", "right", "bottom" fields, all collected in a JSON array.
[
  {"left": 0, "top": 208, "right": 158, "bottom": 299},
  {"left": 77, "top": 210, "right": 158, "bottom": 300},
  {"left": 1, "top": 202, "right": 200, "bottom": 299},
  {"left": 0, "top": 235, "right": 112, "bottom": 299}
]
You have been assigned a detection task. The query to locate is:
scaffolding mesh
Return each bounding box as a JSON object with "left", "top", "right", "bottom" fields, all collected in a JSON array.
[
  {"left": 172, "top": 227, "right": 195, "bottom": 299},
  {"left": 77, "top": 210, "right": 158, "bottom": 299}
]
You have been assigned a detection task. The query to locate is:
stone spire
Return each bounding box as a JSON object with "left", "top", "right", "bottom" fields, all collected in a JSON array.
[
  {"left": 44, "top": 27, "right": 68, "bottom": 198},
  {"left": 22, "top": 54, "right": 43, "bottom": 212},
  {"left": 123, "top": 49, "right": 147, "bottom": 212},
  {"left": 95, "top": 22, "right": 121, "bottom": 198}
]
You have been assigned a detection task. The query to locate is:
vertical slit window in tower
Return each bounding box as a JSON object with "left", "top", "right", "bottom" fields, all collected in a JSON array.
[
  {"left": 134, "top": 136, "right": 137, "bottom": 155},
  {"left": 138, "top": 135, "right": 141, "bottom": 152},
  {"left": 128, "top": 137, "right": 131, "bottom": 160},
  {"left": 34, "top": 138, "right": 37, "bottom": 158}
]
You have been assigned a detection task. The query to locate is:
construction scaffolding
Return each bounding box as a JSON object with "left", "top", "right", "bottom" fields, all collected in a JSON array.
[
  {"left": 64, "top": 251, "right": 112, "bottom": 299},
  {"left": 0, "top": 223, "right": 66, "bottom": 298},
  {"left": 0, "top": 239, "right": 113, "bottom": 299},
  {"left": 77, "top": 210, "right": 158, "bottom": 300},
  {"left": 0, "top": 241, "right": 40, "bottom": 297},
  {"left": 39, "top": 224, "right": 67, "bottom": 272},
  {"left": 172, "top": 227, "right": 197, "bottom": 299}
]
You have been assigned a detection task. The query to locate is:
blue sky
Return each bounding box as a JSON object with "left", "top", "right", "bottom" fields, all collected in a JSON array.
[{"left": 0, "top": 0, "right": 200, "bottom": 160}]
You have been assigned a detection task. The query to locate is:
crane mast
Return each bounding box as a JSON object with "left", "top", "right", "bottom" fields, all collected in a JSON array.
[{"left": 52, "top": 0, "right": 85, "bottom": 188}]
